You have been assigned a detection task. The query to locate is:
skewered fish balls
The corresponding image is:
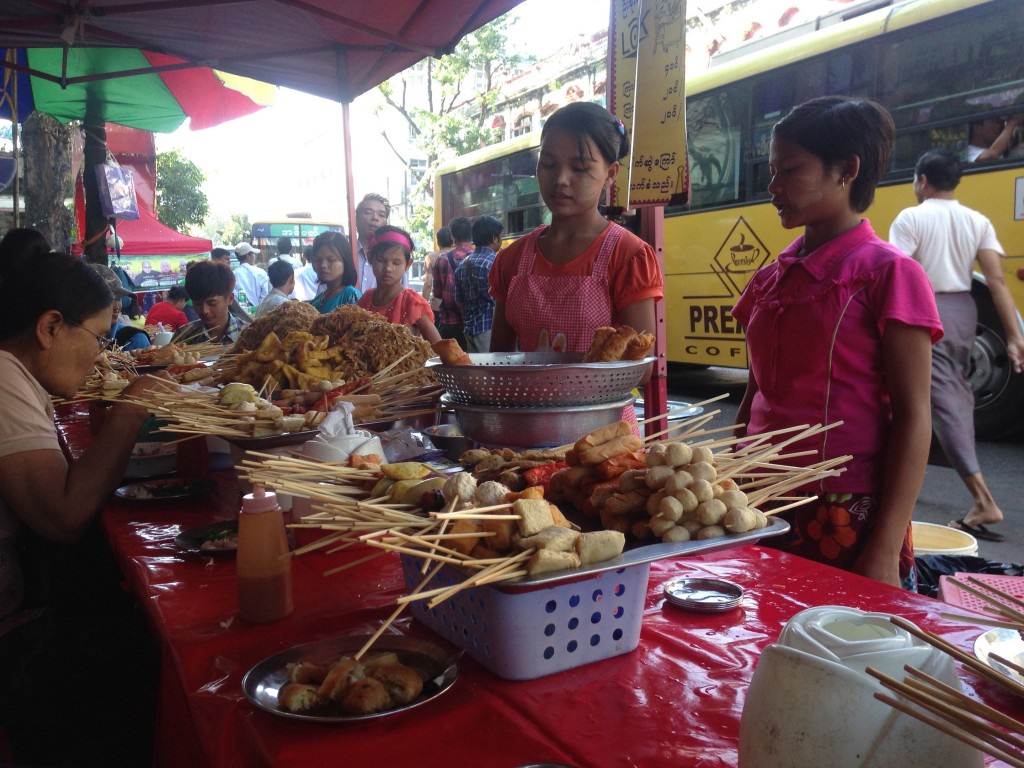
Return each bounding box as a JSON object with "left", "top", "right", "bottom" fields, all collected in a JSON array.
[
  {"left": 689, "top": 461, "right": 717, "bottom": 483},
  {"left": 664, "top": 470, "right": 694, "bottom": 495},
  {"left": 695, "top": 499, "right": 727, "bottom": 526},
  {"left": 720, "top": 489, "right": 748, "bottom": 510},
  {"left": 649, "top": 515, "right": 677, "bottom": 538},
  {"left": 662, "top": 526, "right": 691, "bottom": 543},
  {"left": 658, "top": 495, "right": 685, "bottom": 522},
  {"left": 690, "top": 479, "right": 715, "bottom": 503},
  {"left": 665, "top": 441, "right": 692, "bottom": 467},
  {"left": 645, "top": 465, "right": 675, "bottom": 490},
  {"left": 690, "top": 445, "right": 715, "bottom": 464}
]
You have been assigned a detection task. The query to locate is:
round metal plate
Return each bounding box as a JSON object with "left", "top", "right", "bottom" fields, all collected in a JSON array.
[{"left": 663, "top": 577, "right": 744, "bottom": 613}]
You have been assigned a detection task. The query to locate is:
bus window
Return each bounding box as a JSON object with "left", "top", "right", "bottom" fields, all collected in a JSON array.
[
  {"left": 438, "top": 145, "right": 546, "bottom": 238},
  {"left": 684, "top": 87, "right": 747, "bottom": 210},
  {"left": 878, "top": 2, "right": 1024, "bottom": 134}
]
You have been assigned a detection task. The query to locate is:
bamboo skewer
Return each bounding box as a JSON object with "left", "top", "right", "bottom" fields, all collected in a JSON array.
[
  {"left": 868, "top": 664, "right": 1024, "bottom": 767},
  {"left": 889, "top": 616, "right": 1024, "bottom": 698},
  {"left": 354, "top": 560, "right": 445, "bottom": 662}
]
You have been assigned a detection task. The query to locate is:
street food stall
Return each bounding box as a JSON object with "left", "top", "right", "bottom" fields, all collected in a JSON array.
[{"left": 55, "top": 301, "right": 1024, "bottom": 767}]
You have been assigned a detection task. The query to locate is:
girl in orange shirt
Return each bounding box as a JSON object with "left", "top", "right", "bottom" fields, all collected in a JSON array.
[
  {"left": 357, "top": 226, "right": 441, "bottom": 343},
  {"left": 489, "top": 101, "right": 663, "bottom": 353}
]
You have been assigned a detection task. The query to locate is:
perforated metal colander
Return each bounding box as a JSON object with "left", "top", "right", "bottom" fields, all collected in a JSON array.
[{"left": 426, "top": 352, "right": 655, "bottom": 407}]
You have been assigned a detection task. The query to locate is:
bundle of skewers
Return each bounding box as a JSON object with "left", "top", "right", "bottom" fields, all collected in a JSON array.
[
  {"left": 870, "top": 600, "right": 1024, "bottom": 768},
  {"left": 236, "top": 396, "right": 851, "bottom": 659},
  {"left": 122, "top": 354, "right": 444, "bottom": 441}
]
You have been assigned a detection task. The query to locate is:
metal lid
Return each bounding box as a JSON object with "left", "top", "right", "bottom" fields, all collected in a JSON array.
[{"left": 663, "top": 577, "right": 744, "bottom": 613}]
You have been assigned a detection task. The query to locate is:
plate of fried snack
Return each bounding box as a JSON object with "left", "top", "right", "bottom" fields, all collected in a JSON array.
[{"left": 242, "top": 634, "right": 458, "bottom": 723}]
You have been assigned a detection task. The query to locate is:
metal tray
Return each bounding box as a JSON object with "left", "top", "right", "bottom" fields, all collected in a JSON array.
[
  {"left": 242, "top": 634, "right": 458, "bottom": 723},
  {"left": 426, "top": 352, "right": 655, "bottom": 407},
  {"left": 487, "top": 516, "right": 790, "bottom": 592}
]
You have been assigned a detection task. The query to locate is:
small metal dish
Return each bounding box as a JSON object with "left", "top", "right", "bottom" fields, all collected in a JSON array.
[{"left": 663, "top": 577, "right": 744, "bottom": 613}]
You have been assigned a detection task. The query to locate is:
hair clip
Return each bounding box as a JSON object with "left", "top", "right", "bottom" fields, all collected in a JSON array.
[{"left": 614, "top": 118, "right": 626, "bottom": 136}]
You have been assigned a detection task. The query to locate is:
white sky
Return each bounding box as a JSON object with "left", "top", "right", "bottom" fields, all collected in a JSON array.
[{"left": 155, "top": 0, "right": 606, "bottom": 226}]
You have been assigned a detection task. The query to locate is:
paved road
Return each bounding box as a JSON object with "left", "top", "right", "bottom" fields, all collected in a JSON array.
[{"left": 663, "top": 366, "right": 1023, "bottom": 566}]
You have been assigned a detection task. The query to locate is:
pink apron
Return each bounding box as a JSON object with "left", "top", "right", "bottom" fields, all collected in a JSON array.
[
  {"left": 505, "top": 224, "right": 639, "bottom": 435},
  {"left": 505, "top": 224, "right": 622, "bottom": 353}
]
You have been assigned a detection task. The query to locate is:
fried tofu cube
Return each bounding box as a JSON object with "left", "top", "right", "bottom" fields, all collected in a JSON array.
[{"left": 513, "top": 498, "right": 554, "bottom": 537}]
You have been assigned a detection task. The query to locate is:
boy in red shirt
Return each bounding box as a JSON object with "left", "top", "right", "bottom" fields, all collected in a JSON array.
[{"left": 145, "top": 286, "right": 189, "bottom": 330}]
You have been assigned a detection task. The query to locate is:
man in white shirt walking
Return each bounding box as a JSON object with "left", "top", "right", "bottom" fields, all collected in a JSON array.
[
  {"left": 890, "top": 148, "right": 1024, "bottom": 542},
  {"left": 233, "top": 242, "right": 271, "bottom": 315}
]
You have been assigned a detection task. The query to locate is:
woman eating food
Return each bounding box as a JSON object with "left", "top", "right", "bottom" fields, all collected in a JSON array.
[{"left": 0, "top": 248, "right": 168, "bottom": 765}]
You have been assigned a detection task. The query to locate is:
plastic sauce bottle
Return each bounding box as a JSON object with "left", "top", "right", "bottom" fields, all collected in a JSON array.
[{"left": 236, "top": 487, "right": 293, "bottom": 623}]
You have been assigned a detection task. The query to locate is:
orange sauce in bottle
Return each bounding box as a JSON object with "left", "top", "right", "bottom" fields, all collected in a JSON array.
[{"left": 236, "top": 487, "right": 293, "bottom": 623}]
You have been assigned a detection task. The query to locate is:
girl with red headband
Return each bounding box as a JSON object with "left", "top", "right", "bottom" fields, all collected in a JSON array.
[{"left": 357, "top": 226, "right": 441, "bottom": 342}]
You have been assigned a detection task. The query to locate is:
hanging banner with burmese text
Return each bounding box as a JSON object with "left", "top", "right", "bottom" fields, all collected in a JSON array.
[{"left": 608, "top": 0, "right": 689, "bottom": 207}]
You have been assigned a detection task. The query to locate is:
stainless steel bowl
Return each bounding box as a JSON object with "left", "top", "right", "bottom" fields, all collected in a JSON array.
[
  {"left": 443, "top": 394, "right": 634, "bottom": 449},
  {"left": 426, "top": 352, "right": 654, "bottom": 407}
]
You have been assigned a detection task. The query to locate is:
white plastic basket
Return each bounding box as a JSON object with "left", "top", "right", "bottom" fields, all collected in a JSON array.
[{"left": 401, "top": 555, "right": 650, "bottom": 680}]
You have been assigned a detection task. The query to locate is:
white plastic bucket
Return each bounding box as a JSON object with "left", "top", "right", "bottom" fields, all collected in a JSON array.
[{"left": 912, "top": 521, "right": 978, "bottom": 556}]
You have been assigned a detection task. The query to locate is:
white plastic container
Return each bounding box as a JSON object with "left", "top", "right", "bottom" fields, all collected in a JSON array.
[
  {"left": 401, "top": 555, "right": 649, "bottom": 680},
  {"left": 739, "top": 606, "right": 983, "bottom": 768}
]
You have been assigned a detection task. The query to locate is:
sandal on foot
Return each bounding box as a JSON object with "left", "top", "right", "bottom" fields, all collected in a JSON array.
[{"left": 949, "top": 518, "right": 1005, "bottom": 542}]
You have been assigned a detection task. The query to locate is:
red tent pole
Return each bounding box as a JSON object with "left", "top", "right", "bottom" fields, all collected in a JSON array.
[
  {"left": 640, "top": 205, "right": 668, "bottom": 439},
  {"left": 342, "top": 101, "right": 358, "bottom": 278}
]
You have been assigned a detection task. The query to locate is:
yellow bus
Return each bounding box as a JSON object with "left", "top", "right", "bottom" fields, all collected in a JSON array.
[{"left": 434, "top": 0, "right": 1024, "bottom": 438}]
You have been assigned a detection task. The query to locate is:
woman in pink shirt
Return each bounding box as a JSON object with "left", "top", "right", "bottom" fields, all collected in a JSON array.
[{"left": 732, "top": 97, "right": 942, "bottom": 589}]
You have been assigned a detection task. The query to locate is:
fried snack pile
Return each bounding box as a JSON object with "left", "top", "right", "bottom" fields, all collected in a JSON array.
[
  {"left": 232, "top": 301, "right": 321, "bottom": 354},
  {"left": 232, "top": 330, "right": 350, "bottom": 392},
  {"left": 548, "top": 422, "right": 769, "bottom": 544},
  {"left": 309, "top": 305, "right": 434, "bottom": 387},
  {"left": 435, "top": 470, "right": 626, "bottom": 577},
  {"left": 457, "top": 447, "right": 568, "bottom": 493},
  {"left": 582, "top": 325, "right": 655, "bottom": 363},
  {"left": 278, "top": 652, "right": 425, "bottom": 716}
]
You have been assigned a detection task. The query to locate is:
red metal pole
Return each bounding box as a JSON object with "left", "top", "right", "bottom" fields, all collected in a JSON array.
[
  {"left": 639, "top": 205, "right": 668, "bottom": 439},
  {"left": 342, "top": 100, "right": 358, "bottom": 278}
]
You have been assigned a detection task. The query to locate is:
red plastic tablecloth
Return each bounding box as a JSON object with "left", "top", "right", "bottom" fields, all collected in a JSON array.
[{"left": 58, "top": 404, "right": 1021, "bottom": 768}]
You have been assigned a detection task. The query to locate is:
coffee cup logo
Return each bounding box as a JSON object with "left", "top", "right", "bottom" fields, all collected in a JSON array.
[{"left": 729, "top": 234, "right": 760, "bottom": 268}]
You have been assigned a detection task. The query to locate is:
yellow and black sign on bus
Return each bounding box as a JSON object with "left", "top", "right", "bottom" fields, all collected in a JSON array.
[{"left": 665, "top": 217, "right": 772, "bottom": 368}]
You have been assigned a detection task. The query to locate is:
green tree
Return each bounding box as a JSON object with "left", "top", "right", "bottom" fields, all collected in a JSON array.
[
  {"left": 200, "top": 212, "right": 250, "bottom": 247},
  {"left": 218, "top": 213, "right": 251, "bottom": 247},
  {"left": 156, "top": 149, "right": 209, "bottom": 233},
  {"left": 377, "top": 11, "right": 530, "bottom": 244}
]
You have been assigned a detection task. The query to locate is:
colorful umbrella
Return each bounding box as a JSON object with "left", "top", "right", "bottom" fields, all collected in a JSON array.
[{"left": 1, "top": 47, "right": 276, "bottom": 132}]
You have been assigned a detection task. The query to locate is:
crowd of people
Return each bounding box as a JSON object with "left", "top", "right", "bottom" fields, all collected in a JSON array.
[{"left": 0, "top": 96, "right": 1022, "bottom": 763}]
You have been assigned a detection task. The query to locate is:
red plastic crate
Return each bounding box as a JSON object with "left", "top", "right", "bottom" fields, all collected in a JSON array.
[{"left": 939, "top": 573, "right": 1024, "bottom": 616}]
